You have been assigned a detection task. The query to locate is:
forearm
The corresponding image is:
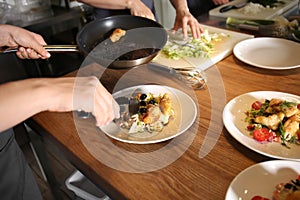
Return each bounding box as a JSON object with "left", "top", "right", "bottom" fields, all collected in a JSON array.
[
  {"left": 78, "top": 0, "right": 136, "bottom": 10},
  {"left": 169, "top": 0, "right": 189, "bottom": 13},
  {"left": 0, "top": 78, "right": 72, "bottom": 132}
]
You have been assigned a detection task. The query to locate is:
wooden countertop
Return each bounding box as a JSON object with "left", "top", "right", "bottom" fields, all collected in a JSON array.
[{"left": 29, "top": 53, "right": 300, "bottom": 199}]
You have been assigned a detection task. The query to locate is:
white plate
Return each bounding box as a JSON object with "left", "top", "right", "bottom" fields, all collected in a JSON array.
[
  {"left": 233, "top": 37, "right": 300, "bottom": 70},
  {"left": 225, "top": 160, "right": 300, "bottom": 200},
  {"left": 101, "top": 85, "right": 197, "bottom": 144},
  {"left": 223, "top": 91, "right": 300, "bottom": 160}
]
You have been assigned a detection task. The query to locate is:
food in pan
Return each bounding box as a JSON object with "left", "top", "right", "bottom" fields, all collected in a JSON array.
[
  {"left": 245, "top": 98, "right": 300, "bottom": 147},
  {"left": 110, "top": 28, "right": 126, "bottom": 42},
  {"left": 120, "top": 93, "right": 174, "bottom": 134}
]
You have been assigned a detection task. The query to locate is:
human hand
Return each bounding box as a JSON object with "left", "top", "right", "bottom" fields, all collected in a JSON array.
[
  {"left": 212, "top": 0, "right": 229, "bottom": 5},
  {"left": 0, "top": 24, "right": 50, "bottom": 59},
  {"left": 172, "top": 9, "right": 203, "bottom": 39},
  {"left": 49, "top": 76, "right": 120, "bottom": 127},
  {"left": 127, "top": 0, "right": 155, "bottom": 21}
]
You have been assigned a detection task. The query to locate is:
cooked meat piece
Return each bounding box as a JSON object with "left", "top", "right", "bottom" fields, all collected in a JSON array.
[
  {"left": 266, "top": 99, "right": 299, "bottom": 117},
  {"left": 284, "top": 105, "right": 299, "bottom": 118},
  {"left": 159, "top": 93, "right": 172, "bottom": 115},
  {"left": 283, "top": 112, "right": 300, "bottom": 140},
  {"left": 269, "top": 98, "right": 283, "bottom": 107},
  {"left": 255, "top": 112, "right": 285, "bottom": 130},
  {"left": 142, "top": 104, "right": 162, "bottom": 124},
  {"left": 110, "top": 28, "right": 126, "bottom": 42}
]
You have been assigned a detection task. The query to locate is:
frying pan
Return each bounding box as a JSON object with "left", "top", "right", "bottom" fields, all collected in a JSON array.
[{"left": 1, "top": 15, "right": 168, "bottom": 69}]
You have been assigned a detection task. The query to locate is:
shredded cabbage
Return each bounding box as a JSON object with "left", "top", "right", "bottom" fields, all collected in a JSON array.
[{"left": 162, "top": 29, "right": 229, "bottom": 60}]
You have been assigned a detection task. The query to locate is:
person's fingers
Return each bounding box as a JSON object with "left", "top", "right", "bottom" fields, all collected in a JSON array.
[
  {"left": 29, "top": 45, "right": 50, "bottom": 59},
  {"left": 140, "top": 14, "right": 155, "bottom": 21},
  {"left": 16, "top": 47, "right": 26, "bottom": 59},
  {"left": 26, "top": 48, "right": 41, "bottom": 59},
  {"left": 16, "top": 51, "right": 25, "bottom": 59},
  {"left": 181, "top": 17, "right": 189, "bottom": 38},
  {"left": 17, "top": 46, "right": 49, "bottom": 59},
  {"left": 29, "top": 33, "right": 50, "bottom": 58},
  {"left": 93, "top": 84, "right": 119, "bottom": 127},
  {"left": 112, "top": 98, "right": 120, "bottom": 119},
  {"left": 190, "top": 21, "right": 203, "bottom": 39},
  {"left": 94, "top": 98, "right": 115, "bottom": 127}
]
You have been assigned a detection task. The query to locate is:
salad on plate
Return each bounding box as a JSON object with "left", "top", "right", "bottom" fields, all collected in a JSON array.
[{"left": 245, "top": 98, "right": 300, "bottom": 147}]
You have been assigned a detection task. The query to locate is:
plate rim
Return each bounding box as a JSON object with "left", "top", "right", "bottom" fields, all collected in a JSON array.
[
  {"left": 233, "top": 37, "right": 300, "bottom": 70},
  {"left": 223, "top": 90, "right": 300, "bottom": 160},
  {"left": 225, "top": 160, "right": 300, "bottom": 200},
  {"left": 101, "top": 84, "right": 198, "bottom": 144}
]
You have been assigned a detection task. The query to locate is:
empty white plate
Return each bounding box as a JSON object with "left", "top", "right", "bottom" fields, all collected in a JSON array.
[{"left": 233, "top": 37, "right": 300, "bottom": 70}]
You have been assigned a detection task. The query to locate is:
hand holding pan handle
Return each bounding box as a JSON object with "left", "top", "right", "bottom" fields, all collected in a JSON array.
[{"left": 0, "top": 45, "right": 80, "bottom": 53}]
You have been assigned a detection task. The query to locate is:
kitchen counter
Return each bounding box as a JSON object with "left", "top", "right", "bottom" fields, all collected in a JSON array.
[
  {"left": 27, "top": 48, "right": 300, "bottom": 200},
  {"left": 25, "top": 6, "right": 300, "bottom": 200}
]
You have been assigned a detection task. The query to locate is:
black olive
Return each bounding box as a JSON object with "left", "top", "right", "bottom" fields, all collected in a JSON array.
[
  {"left": 139, "top": 101, "right": 147, "bottom": 107},
  {"left": 140, "top": 94, "right": 147, "bottom": 100},
  {"left": 149, "top": 99, "right": 156, "bottom": 104},
  {"left": 284, "top": 183, "right": 293, "bottom": 189},
  {"left": 139, "top": 107, "right": 147, "bottom": 114}
]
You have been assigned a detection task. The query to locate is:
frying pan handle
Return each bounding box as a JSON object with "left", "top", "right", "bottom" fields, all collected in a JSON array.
[{"left": 0, "top": 45, "right": 80, "bottom": 53}]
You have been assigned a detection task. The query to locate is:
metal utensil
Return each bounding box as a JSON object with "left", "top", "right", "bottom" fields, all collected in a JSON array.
[
  {"left": 219, "top": 1, "right": 248, "bottom": 13},
  {"left": 77, "top": 96, "right": 139, "bottom": 121},
  {"left": 0, "top": 45, "right": 79, "bottom": 53},
  {"left": 148, "top": 62, "right": 207, "bottom": 90}
]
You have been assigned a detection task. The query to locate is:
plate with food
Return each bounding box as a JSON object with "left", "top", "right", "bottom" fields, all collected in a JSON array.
[
  {"left": 225, "top": 160, "right": 300, "bottom": 200},
  {"left": 101, "top": 85, "right": 197, "bottom": 144},
  {"left": 233, "top": 37, "right": 300, "bottom": 70},
  {"left": 223, "top": 91, "right": 300, "bottom": 160}
]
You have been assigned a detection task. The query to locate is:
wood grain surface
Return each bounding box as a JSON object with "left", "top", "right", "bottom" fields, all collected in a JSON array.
[{"left": 30, "top": 48, "right": 300, "bottom": 200}]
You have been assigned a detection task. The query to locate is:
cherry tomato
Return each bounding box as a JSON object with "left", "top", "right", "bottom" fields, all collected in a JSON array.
[
  {"left": 251, "top": 195, "right": 270, "bottom": 200},
  {"left": 297, "top": 104, "right": 300, "bottom": 110},
  {"left": 253, "top": 128, "right": 272, "bottom": 142},
  {"left": 252, "top": 101, "right": 262, "bottom": 110}
]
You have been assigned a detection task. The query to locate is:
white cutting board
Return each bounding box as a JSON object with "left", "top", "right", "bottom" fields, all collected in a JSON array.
[
  {"left": 152, "top": 24, "right": 253, "bottom": 71},
  {"left": 209, "top": 0, "right": 297, "bottom": 20}
]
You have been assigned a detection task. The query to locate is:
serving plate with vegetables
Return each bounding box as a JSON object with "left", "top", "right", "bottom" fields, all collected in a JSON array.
[
  {"left": 223, "top": 91, "right": 300, "bottom": 160},
  {"left": 225, "top": 160, "right": 300, "bottom": 200},
  {"left": 101, "top": 85, "right": 197, "bottom": 144}
]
